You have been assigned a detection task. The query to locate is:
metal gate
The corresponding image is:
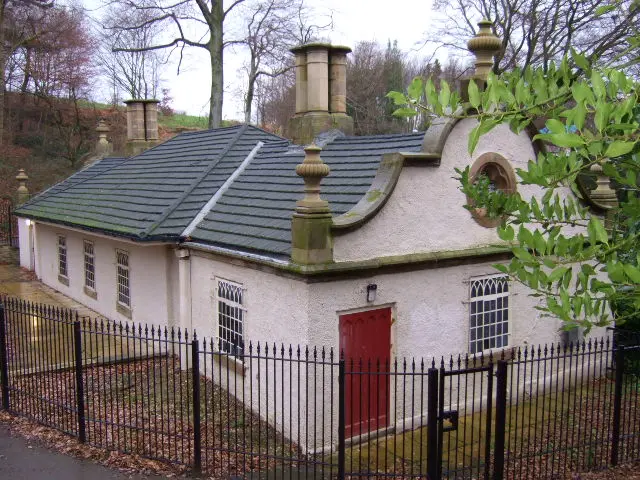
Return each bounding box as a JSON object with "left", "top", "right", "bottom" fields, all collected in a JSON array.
[
  {"left": 0, "top": 198, "right": 17, "bottom": 248},
  {"left": 438, "top": 363, "right": 495, "bottom": 479}
]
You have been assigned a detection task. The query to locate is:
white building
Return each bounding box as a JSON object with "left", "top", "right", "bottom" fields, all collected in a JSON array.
[{"left": 14, "top": 35, "right": 606, "bottom": 445}]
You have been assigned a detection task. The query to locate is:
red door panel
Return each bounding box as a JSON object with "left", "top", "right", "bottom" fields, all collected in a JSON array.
[{"left": 339, "top": 307, "right": 391, "bottom": 438}]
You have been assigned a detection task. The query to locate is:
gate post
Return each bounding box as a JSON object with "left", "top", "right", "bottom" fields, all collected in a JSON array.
[
  {"left": 611, "top": 345, "right": 625, "bottom": 466},
  {"left": 0, "top": 304, "right": 10, "bottom": 410},
  {"left": 493, "top": 360, "right": 508, "bottom": 480},
  {"left": 427, "top": 367, "right": 439, "bottom": 480},
  {"left": 73, "top": 320, "right": 86, "bottom": 443},
  {"left": 337, "top": 358, "right": 346, "bottom": 480},
  {"left": 191, "top": 338, "right": 202, "bottom": 475}
]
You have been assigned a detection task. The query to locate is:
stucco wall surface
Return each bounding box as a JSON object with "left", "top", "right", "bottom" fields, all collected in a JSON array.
[
  {"left": 17, "top": 218, "right": 31, "bottom": 268},
  {"left": 333, "top": 119, "right": 541, "bottom": 262},
  {"left": 189, "top": 252, "right": 310, "bottom": 345},
  {"left": 33, "top": 223, "right": 173, "bottom": 326},
  {"left": 189, "top": 251, "right": 314, "bottom": 447},
  {"left": 308, "top": 260, "right": 563, "bottom": 361}
]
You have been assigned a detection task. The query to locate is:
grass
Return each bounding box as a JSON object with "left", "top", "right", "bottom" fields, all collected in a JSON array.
[{"left": 342, "top": 375, "right": 640, "bottom": 478}]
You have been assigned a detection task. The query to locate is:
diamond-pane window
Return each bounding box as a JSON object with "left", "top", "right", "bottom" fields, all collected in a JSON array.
[
  {"left": 215, "top": 279, "right": 245, "bottom": 356},
  {"left": 469, "top": 275, "right": 509, "bottom": 354}
]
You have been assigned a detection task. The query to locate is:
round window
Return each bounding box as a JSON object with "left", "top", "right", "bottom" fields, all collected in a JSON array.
[{"left": 468, "top": 152, "right": 517, "bottom": 227}]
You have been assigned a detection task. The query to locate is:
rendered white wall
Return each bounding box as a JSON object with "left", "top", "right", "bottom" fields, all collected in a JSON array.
[
  {"left": 17, "top": 217, "right": 31, "bottom": 268},
  {"left": 189, "top": 252, "right": 310, "bottom": 345},
  {"left": 34, "top": 223, "right": 172, "bottom": 326},
  {"left": 334, "top": 119, "right": 541, "bottom": 262},
  {"left": 188, "top": 251, "right": 313, "bottom": 449}
]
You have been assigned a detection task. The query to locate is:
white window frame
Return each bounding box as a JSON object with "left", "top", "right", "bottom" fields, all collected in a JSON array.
[
  {"left": 83, "top": 240, "right": 96, "bottom": 291},
  {"left": 116, "top": 249, "right": 131, "bottom": 308},
  {"left": 215, "top": 278, "right": 246, "bottom": 356},
  {"left": 57, "top": 235, "right": 68, "bottom": 279},
  {"left": 469, "top": 274, "right": 510, "bottom": 354}
]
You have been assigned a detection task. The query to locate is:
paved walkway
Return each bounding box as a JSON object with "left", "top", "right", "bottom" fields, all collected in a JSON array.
[
  {"left": 0, "top": 246, "right": 101, "bottom": 317},
  {"left": 0, "top": 247, "right": 164, "bottom": 477},
  {"left": 0, "top": 424, "right": 165, "bottom": 479}
]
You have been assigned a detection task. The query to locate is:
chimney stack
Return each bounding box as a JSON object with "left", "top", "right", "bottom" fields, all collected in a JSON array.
[
  {"left": 124, "top": 99, "right": 160, "bottom": 156},
  {"left": 287, "top": 43, "right": 354, "bottom": 145}
]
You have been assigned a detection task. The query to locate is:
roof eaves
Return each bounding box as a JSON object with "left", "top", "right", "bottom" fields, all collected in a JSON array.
[{"left": 15, "top": 156, "right": 127, "bottom": 213}]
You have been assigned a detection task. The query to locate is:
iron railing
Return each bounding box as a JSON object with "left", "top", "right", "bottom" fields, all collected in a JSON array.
[
  {"left": 0, "top": 198, "right": 18, "bottom": 248},
  {"left": 0, "top": 294, "right": 639, "bottom": 479}
]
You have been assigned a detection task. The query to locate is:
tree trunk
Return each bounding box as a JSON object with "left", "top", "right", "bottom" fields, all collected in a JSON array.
[
  {"left": 0, "top": 1, "right": 6, "bottom": 147},
  {"left": 244, "top": 72, "right": 256, "bottom": 124},
  {"left": 208, "top": 2, "right": 224, "bottom": 129}
]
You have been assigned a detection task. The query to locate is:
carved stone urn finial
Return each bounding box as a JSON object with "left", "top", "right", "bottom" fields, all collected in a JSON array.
[
  {"left": 291, "top": 144, "right": 333, "bottom": 265},
  {"left": 467, "top": 18, "right": 502, "bottom": 80},
  {"left": 295, "top": 144, "right": 331, "bottom": 214},
  {"left": 16, "top": 169, "right": 29, "bottom": 205}
]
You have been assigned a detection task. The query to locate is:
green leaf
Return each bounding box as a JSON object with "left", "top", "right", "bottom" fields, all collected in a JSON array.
[
  {"left": 545, "top": 119, "right": 565, "bottom": 134},
  {"left": 468, "top": 79, "right": 481, "bottom": 109},
  {"left": 386, "top": 91, "right": 407, "bottom": 106},
  {"left": 591, "top": 71, "right": 606, "bottom": 99},
  {"left": 587, "top": 217, "right": 608, "bottom": 245},
  {"left": 623, "top": 264, "right": 640, "bottom": 283},
  {"left": 595, "top": 4, "right": 617, "bottom": 16},
  {"left": 439, "top": 81, "right": 451, "bottom": 109},
  {"left": 407, "top": 77, "right": 423, "bottom": 101},
  {"left": 513, "top": 247, "right": 534, "bottom": 262},
  {"left": 534, "top": 132, "right": 585, "bottom": 148},
  {"left": 498, "top": 224, "right": 515, "bottom": 241},
  {"left": 392, "top": 107, "right": 418, "bottom": 118},
  {"left": 570, "top": 48, "right": 590, "bottom": 71},
  {"left": 605, "top": 141, "right": 636, "bottom": 158}
]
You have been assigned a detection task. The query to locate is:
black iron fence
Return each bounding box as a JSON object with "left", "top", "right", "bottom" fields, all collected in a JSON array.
[
  {"left": 0, "top": 294, "right": 639, "bottom": 479},
  {"left": 0, "top": 198, "right": 18, "bottom": 248}
]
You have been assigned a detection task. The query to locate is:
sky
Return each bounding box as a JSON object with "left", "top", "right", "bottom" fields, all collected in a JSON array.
[{"left": 85, "top": 0, "right": 438, "bottom": 120}]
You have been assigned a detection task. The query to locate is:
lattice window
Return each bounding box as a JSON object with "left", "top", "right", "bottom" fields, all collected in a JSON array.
[
  {"left": 469, "top": 275, "right": 509, "bottom": 354},
  {"left": 116, "top": 249, "right": 130, "bottom": 308},
  {"left": 215, "top": 279, "right": 245, "bottom": 356},
  {"left": 84, "top": 241, "right": 95, "bottom": 290},
  {"left": 57, "top": 235, "right": 67, "bottom": 278}
]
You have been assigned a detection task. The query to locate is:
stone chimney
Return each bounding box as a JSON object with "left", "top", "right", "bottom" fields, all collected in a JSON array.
[
  {"left": 124, "top": 99, "right": 160, "bottom": 156},
  {"left": 287, "top": 43, "right": 354, "bottom": 145}
]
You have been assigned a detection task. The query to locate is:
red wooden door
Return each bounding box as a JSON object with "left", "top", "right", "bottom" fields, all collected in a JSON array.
[{"left": 339, "top": 307, "right": 391, "bottom": 438}]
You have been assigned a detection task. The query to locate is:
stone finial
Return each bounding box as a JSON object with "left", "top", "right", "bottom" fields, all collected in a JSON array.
[
  {"left": 95, "top": 120, "right": 112, "bottom": 157},
  {"left": 16, "top": 169, "right": 29, "bottom": 205},
  {"left": 467, "top": 19, "right": 502, "bottom": 80},
  {"left": 589, "top": 161, "right": 618, "bottom": 229},
  {"left": 291, "top": 144, "right": 333, "bottom": 265},
  {"left": 295, "top": 144, "right": 331, "bottom": 214}
]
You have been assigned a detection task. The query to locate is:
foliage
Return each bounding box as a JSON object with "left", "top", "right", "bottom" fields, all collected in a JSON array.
[{"left": 389, "top": 51, "right": 640, "bottom": 331}]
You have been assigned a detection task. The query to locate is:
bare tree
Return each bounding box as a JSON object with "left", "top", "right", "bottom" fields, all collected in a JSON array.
[
  {"left": 105, "top": 0, "right": 248, "bottom": 129},
  {"left": 429, "top": 0, "right": 640, "bottom": 73},
  {"left": 0, "top": 0, "right": 53, "bottom": 146},
  {"left": 98, "top": 5, "right": 165, "bottom": 101},
  {"left": 238, "top": 0, "right": 331, "bottom": 124}
]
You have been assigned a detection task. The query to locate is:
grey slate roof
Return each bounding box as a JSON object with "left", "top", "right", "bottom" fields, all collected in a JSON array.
[{"left": 15, "top": 125, "right": 424, "bottom": 259}]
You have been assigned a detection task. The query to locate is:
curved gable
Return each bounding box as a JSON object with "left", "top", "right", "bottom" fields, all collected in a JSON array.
[{"left": 333, "top": 118, "right": 540, "bottom": 262}]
